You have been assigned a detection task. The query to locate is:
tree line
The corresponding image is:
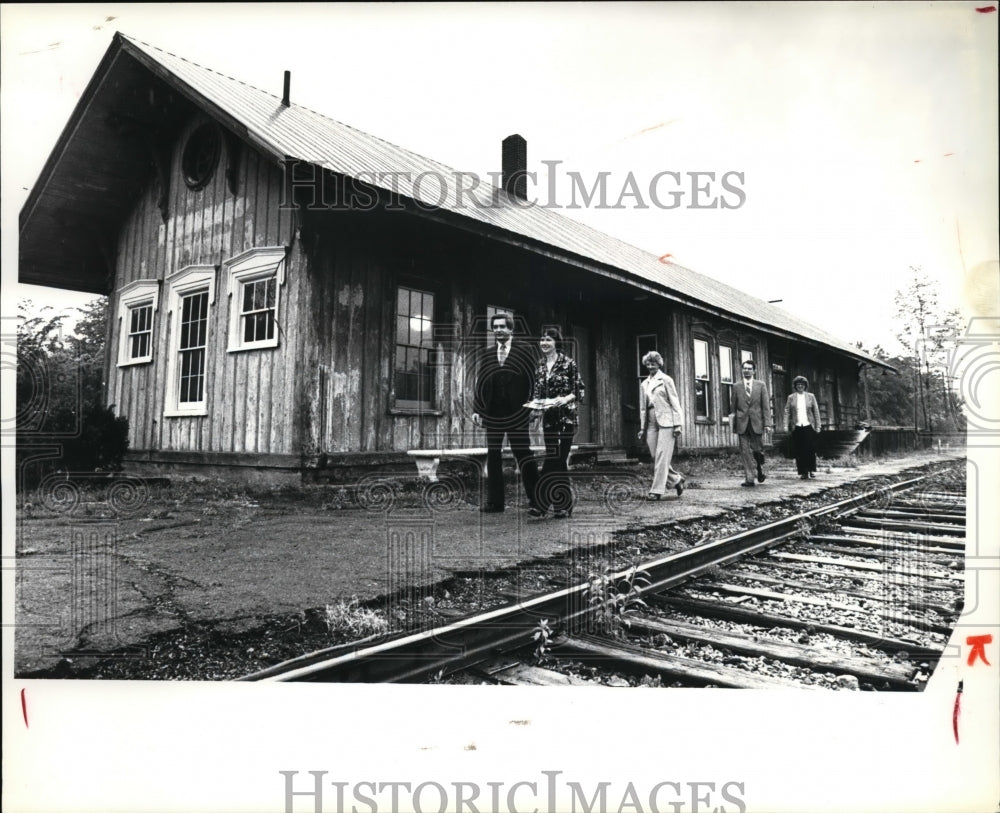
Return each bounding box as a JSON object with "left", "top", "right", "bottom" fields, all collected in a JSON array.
[{"left": 857, "top": 268, "right": 966, "bottom": 434}]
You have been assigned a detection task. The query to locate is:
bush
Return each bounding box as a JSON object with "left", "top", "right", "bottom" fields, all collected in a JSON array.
[
  {"left": 17, "top": 405, "right": 131, "bottom": 490},
  {"left": 58, "top": 404, "right": 130, "bottom": 472},
  {"left": 16, "top": 297, "right": 130, "bottom": 489}
]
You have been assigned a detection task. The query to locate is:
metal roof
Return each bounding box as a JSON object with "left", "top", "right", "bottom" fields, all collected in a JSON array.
[{"left": 24, "top": 33, "right": 889, "bottom": 368}]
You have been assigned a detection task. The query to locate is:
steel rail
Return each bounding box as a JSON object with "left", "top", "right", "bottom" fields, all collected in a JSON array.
[{"left": 243, "top": 472, "right": 938, "bottom": 683}]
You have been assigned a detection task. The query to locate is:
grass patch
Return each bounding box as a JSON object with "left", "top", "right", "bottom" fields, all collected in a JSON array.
[{"left": 324, "top": 597, "right": 390, "bottom": 638}]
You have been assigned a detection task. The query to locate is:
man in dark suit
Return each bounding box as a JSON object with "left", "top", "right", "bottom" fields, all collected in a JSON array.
[
  {"left": 471, "top": 312, "right": 540, "bottom": 512},
  {"left": 731, "top": 360, "right": 772, "bottom": 487}
]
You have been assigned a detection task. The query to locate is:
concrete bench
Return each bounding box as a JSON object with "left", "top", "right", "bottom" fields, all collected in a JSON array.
[{"left": 406, "top": 446, "right": 579, "bottom": 482}]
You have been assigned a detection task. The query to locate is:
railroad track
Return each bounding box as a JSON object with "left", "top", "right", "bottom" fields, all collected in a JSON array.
[{"left": 243, "top": 469, "right": 964, "bottom": 689}]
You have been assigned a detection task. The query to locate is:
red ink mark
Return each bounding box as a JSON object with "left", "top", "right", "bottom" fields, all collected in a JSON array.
[
  {"left": 953, "top": 680, "right": 962, "bottom": 744},
  {"left": 913, "top": 159, "right": 922, "bottom": 163},
  {"left": 943, "top": 153, "right": 955, "bottom": 157},
  {"left": 623, "top": 120, "right": 680, "bottom": 141},
  {"left": 974, "top": 5, "right": 996, "bottom": 12},
  {"left": 21, "top": 688, "right": 29, "bottom": 729},
  {"left": 639, "top": 120, "right": 678, "bottom": 135},
  {"left": 658, "top": 254, "right": 673, "bottom": 264},
  {"left": 967, "top": 634, "right": 993, "bottom": 665}
]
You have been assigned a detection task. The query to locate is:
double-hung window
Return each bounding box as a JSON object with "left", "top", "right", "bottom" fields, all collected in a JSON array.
[
  {"left": 116, "top": 280, "right": 160, "bottom": 366},
  {"left": 719, "top": 344, "right": 736, "bottom": 420},
  {"left": 225, "top": 246, "right": 286, "bottom": 352},
  {"left": 394, "top": 285, "right": 436, "bottom": 410},
  {"left": 240, "top": 276, "right": 276, "bottom": 344},
  {"left": 178, "top": 292, "right": 209, "bottom": 405},
  {"left": 129, "top": 305, "right": 154, "bottom": 360},
  {"left": 164, "top": 265, "right": 216, "bottom": 417},
  {"left": 693, "top": 338, "right": 711, "bottom": 420}
]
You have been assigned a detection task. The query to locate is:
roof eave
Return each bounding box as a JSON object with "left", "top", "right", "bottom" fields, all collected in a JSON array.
[
  {"left": 19, "top": 34, "right": 127, "bottom": 232},
  {"left": 374, "top": 189, "right": 894, "bottom": 368}
]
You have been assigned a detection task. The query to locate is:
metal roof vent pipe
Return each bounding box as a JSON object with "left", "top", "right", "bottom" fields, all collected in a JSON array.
[
  {"left": 502, "top": 134, "right": 527, "bottom": 200},
  {"left": 282, "top": 71, "right": 290, "bottom": 107}
]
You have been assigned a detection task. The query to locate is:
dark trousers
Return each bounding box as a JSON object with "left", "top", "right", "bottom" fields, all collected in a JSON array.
[
  {"left": 792, "top": 425, "right": 818, "bottom": 474},
  {"left": 485, "top": 424, "right": 539, "bottom": 508},
  {"left": 738, "top": 430, "right": 765, "bottom": 481},
  {"left": 537, "top": 428, "right": 575, "bottom": 512}
]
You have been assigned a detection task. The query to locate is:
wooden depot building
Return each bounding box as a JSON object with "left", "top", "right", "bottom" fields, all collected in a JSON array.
[{"left": 19, "top": 33, "right": 892, "bottom": 482}]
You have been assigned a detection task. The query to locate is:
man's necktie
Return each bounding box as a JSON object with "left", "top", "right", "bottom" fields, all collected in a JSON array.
[
  {"left": 498, "top": 343, "right": 508, "bottom": 365},
  {"left": 745, "top": 380, "right": 752, "bottom": 398}
]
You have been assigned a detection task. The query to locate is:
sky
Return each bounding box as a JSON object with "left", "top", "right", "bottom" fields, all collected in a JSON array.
[{"left": 2, "top": 2, "right": 997, "bottom": 355}]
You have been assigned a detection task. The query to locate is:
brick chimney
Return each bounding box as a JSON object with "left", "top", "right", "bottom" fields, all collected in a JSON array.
[{"left": 501, "top": 134, "right": 528, "bottom": 200}]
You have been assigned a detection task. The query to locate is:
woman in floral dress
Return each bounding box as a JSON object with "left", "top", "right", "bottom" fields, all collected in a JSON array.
[{"left": 529, "top": 327, "right": 585, "bottom": 519}]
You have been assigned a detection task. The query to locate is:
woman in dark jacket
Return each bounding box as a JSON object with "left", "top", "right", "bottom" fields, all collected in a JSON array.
[{"left": 529, "top": 327, "right": 585, "bottom": 518}]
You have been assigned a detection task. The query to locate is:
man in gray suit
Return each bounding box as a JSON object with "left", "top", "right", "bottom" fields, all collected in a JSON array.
[{"left": 732, "top": 360, "right": 772, "bottom": 487}]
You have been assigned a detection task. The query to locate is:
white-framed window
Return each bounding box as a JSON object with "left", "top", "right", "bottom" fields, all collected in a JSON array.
[
  {"left": 225, "top": 246, "right": 286, "bottom": 352},
  {"left": 693, "top": 337, "right": 711, "bottom": 420},
  {"left": 163, "top": 265, "right": 216, "bottom": 417},
  {"left": 719, "top": 344, "right": 735, "bottom": 421},
  {"left": 116, "top": 280, "right": 160, "bottom": 366}
]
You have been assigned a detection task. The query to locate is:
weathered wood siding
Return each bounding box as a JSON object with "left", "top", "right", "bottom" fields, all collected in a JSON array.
[
  {"left": 300, "top": 210, "right": 621, "bottom": 455},
  {"left": 593, "top": 313, "right": 626, "bottom": 450},
  {"left": 107, "top": 116, "right": 301, "bottom": 456},
  {"left": 668, "top": 305, "right": 772, "bottom": 449},
  {"left": 835, "top": 361, "right": 861, "bottom": 425}
]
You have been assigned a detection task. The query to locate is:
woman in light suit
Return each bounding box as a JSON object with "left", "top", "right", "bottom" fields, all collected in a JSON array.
[
  {"left": 783, "top": 375, "right": 822, "bottom": 479},
  {"left": 637, "top": 351, "right": 685, "bottom": 500}
]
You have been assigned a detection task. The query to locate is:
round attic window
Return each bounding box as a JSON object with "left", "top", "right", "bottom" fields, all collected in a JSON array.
[{"left": 181, "top": 124, "right": 221, "bottom": 190}]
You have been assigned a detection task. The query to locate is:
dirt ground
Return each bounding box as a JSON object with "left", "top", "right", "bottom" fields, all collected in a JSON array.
[{"left": 13, "top": 449, "right": 963, "bottom": 679}]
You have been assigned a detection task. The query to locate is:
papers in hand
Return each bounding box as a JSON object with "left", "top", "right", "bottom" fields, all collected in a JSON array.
[{"left": 523, "top": 398, "right": 560, "bottom": 409}]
